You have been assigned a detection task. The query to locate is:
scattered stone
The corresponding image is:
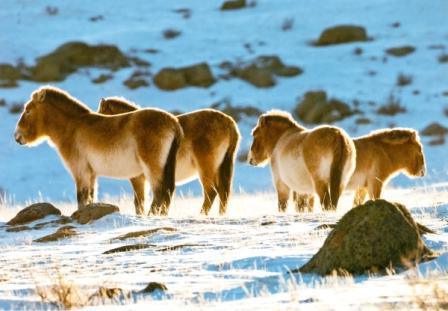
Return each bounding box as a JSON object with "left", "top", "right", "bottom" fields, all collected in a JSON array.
[
  {"left": 396, "top": 73, "right": 413, "bottom": 87},
  {"left": 34, "top": 225, "right": 77, "bottom": 242},
  {"left": 281, "top": 18, "right": 294, "bottom": 31},
  {"left": 210, "top": 98, "right": 261, "bottom": 122},
  {"left": 88, "top": 287, "right": 131, "bottom": 305},
  {"left": 123, "top": 77, "right": 149, "bottom": 89},
  {"left": 221, "top": 0, "right": 246, "bottom": 10},
  {"left": 157, "top": 244, "right": 202, "bottom": 252},
  {"left": 0, "top": 80, "right": 18, "bottom": 88},
  {"left": 294, "top": 90, "right": 356, "bottom": 124},
  {"left": 32, "top": 216, "right": 72, "bottom": 230},
  {"left": 112, "top": 227, "right": 177, "bottom": 241},
  {"left": 421, "top": 122, "right": 448, "bottom": 136},
  {"left": 71, "top": 203, "right": 119, "bottom": 224},
  {"left": 6, "top": 225, "right": 31, "bottom": 232},
  {"left": 315, "top": 25, "right": 368, "bottom": 46},
  {"left": 0, "top": 99, "right": 6, "bottom": 107},
  {"left": 103, "top": 243, "right": 155, "bottom": 254},
  {"left": 7, "top": 203, "right": 61, "bottom": 226},
  {"left": 89, "top": 15, "right": 104, "bottom": 22},
  {"left": 154, "top": 63, "right": 215, "bottom": 90},
  {"left": 314, "top": 224, "right": 336, "bottom": 230},
  {"left": 141, "top": 282, "right": 168, "bottom": 293},
  {"left": 355, "top": 117, "right": 372, "bottom": 125},
  {"left": 429, "top": 137, "right": 445, "bottom": 146},
  {"left": 92, "top": 74, "right": 113, "bottom": 84},
  {"left": 438, "top": 54, "right": 448, "bottom": 63},
  {"left": 260, "top": 221, "right": 276, "bottom": 226},
  {"left": 296, "top": 200, "right": 435, "bottom": 275},
  {"left": 45, "top": 6, "right": 59, "bottom": 16},
  {"left": 376, "top": 95, "right": 406, "bottom": 116},
  {"left": 8, "top": 103, "right": 23, "bottom": 114},
  {"left": 390, "top": 22, "right": 401, "bottom": 28},
  {"left": 237, "top": 150, "right": 248, "bottom": 163},
  {"left": 173, "top": 8, "right": 192, "bottom": 19},
  {"left": 225, "top": 55, "right": 303, "bottom": 88},
  {"left": 353, "top": 47, "right": 363, "bottom": 55},
  {"left": 385, "top": 46, "right": 416, "bottom": 57},
  {"left": 163, "top": 29, "right": 181, "bottom": 39},
  {"left": 143, "top": 48, "right": 160, "bottom": 54}
]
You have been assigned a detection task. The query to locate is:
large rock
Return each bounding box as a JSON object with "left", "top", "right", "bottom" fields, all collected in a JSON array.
[
  {"left": 421, "top": 122, "right": 448, "bottom": 136},
  {"left": 297, "top": 200, "right": 434, "bottom": 275},
  {"left": 71, "top": 203, "right": 119, "bottom": 224},
  {"left": 153, "top": 63, "right": 215, "bottom": 90},
  {"left": 227, "top": 55, "right": 303, "bottom": 88},
  {"left": 30, "top": 41, "right": 130, "bottom": 82},
  {"left": 294, "top": 90, "right": 355, "bottom": 124},
  {"left": 316, "top": 25, "right": 368, "bottom": 46},
  {"left": 7, "top": 203, "right": 61, "bottom": 226}
]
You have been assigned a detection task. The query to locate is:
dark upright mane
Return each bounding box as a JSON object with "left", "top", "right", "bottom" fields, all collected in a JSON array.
[{"left": 261, "top": 110, "right": 306, "bottom": 130}]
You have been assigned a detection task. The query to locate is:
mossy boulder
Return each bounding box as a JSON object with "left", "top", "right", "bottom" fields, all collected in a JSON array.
[
  {"left": 7, "top": 203, "right": 61, "bottom": 226},
  {"left": 71, "top": 203, "right": 119, "bottom": 224},
  {"left": 0, "top": 64, "right": 21, "bottom": 80},
  {"left": 297, "top": 200, "right": 434, "bottom": 275},
  {"left": 294, "top": 90, "right": 355, "bottom": 124},
  {"left": 421, "top": 122, "right": 448, "bottom": 136},
  {"left": 316, "top": 25, "right": 368, "bottom": 46}
]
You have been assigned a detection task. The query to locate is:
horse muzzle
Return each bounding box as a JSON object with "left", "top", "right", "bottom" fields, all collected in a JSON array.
[{"left": 14, "top": 132, "right": 25, "bottom": 145}]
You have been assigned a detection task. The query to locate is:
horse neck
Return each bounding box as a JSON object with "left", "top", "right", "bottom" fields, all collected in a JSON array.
[
  {"left": 267, "top": 123, "right": 300, "bottom": 154},
  {"left": 382, "top": 141, "right": 413, "bottom": 172},
  {"left": 41, "top": 104, "right": 90, "bottom": 146}
]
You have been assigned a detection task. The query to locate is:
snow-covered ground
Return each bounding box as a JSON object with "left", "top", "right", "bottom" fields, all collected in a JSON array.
[
  {"left": 0, "top": 189, "right": 448, "bottom": 310},
  {"left": 1, "top": 0, "right": 448, "bottom": 309}
]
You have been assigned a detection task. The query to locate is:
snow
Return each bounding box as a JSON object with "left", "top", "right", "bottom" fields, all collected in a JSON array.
[{"left": 0, "top": 0, "right": 448, "bottom": 309}]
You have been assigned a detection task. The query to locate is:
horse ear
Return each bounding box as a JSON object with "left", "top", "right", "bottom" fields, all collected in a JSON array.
[{"left": 33, "top": 88, "right": 47, "bottom": 102}]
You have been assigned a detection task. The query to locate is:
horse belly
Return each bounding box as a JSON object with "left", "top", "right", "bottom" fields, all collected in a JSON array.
[
  {"left": 175, "top": 154, "right": 198, "bottom": 185},
  {"left": 278, "top": 156, "right": 314, "bottom": 193},
  {"left": 88, "top": 149, "right": 142, "bottom": 179}
]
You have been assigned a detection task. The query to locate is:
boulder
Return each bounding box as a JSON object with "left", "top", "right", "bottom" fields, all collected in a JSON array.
[
  {"left": 153, "top": 63, "right": 215, "bottom": 90},
  {"left": 112, "top": 227, "right": 176, "bottom": 241},
  {"left": 385, "top": 46, "right": 416, "bottom": 57},
  {"left": 153, "top": 68, "right": 187, "bottom": 90},
  {"left": 71, "top": 203, "right": 119, "bottom": 224},
  {"left": 221, "top": 0, "right": 246, "bottom": 10},
  {"left": 141, "top": 282, "right": 168, "bottom": 293},
  {"left": 297, "top": 200, "right": 435, "bottom": 275},
  {"left": 34, "top": 225, "right": 78, "bottom": 243},
  {"left": 7, "top": 203, "right": 61, "bottom": 226},
  {"left": 316, "top": 25, "right": 368, "bottom": 46},
  {"left": 227, "top": 55, "right": 303, "bottom": 88},
  {"left": 210, "top": 98, "right": 261, "bottom": 122},
  {"left": 294, "top": 90, "right": 355, "bottom": 124},
  {"left": 421, "top": 122, "right": 448, "bottom": 136}
]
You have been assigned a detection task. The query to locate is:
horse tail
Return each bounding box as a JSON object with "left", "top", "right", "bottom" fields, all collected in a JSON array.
[
  {"left": 329, "top": 133, "right": 350, "bottom": 210},
  {"left": 215, "top": 121, "right": 240, "bottom": 214},
  {"left": 160, "top": 123, "right": 183, "bottom": 211}
]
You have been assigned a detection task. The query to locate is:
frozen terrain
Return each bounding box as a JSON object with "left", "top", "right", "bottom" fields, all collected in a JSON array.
[{"left": 0, "top": 0, "right": 448, "bottom": 309}]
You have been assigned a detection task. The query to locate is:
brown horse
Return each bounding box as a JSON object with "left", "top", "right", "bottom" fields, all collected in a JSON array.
[
  {"left": 347, "top": 128, "right": 425, "bottom": 205},
  {"left": 98, "top": 97, "right": 240, "bottom": 215},
  {"left": 14, "top": 86, "right": 183, "bottom": 216},
  {"left": 248, "top": 110, "right": 356, "bottom": 211}
]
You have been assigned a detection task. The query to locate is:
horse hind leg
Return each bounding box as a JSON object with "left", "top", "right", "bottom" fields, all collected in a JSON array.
[
  {"left": 314, "top": 179, "right": 331, "bottom": 211},
  {"left": 216, "top": 149, "right": 236, "bottom": 216},
  {"left": 130, "top": 175, "right": 145, "bottom": 215},
  {"left": 293, "top": 192, "right": 314, "bottom": 213},
  {"left": 199, "top": 175, "right": 218, "bottom": 216}
]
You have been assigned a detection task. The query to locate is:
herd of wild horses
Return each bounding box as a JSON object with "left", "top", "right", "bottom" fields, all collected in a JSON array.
[{"left": 14, "top": 86, "right": 426, "bottom": 216}]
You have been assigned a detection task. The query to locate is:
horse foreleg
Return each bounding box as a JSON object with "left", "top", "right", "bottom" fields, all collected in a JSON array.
[
  {"left": 130, "top": 175, "right": 146, "bottom": 215},
  {"left": 353, "top": 187, "right": 368, "bottom": 206},
  {"left": 293, "top": 192, "right": 314, "bottom": 213},
  {"left": 88, "top": 174, "right": 97, "bottom": 204},
  {"left": 275, "top": 178, "right": 290, "bottom": 213},
  {"left": 368, "top": 178, "right": 384, "bottom": 200},
  {"left": 315, "top": 180, "right": 332, "bottom": 211}
]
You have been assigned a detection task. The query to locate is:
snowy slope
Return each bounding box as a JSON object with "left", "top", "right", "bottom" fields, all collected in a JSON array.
[{"left": 0, "top": 0, "right": 447, "bottom": 202}]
